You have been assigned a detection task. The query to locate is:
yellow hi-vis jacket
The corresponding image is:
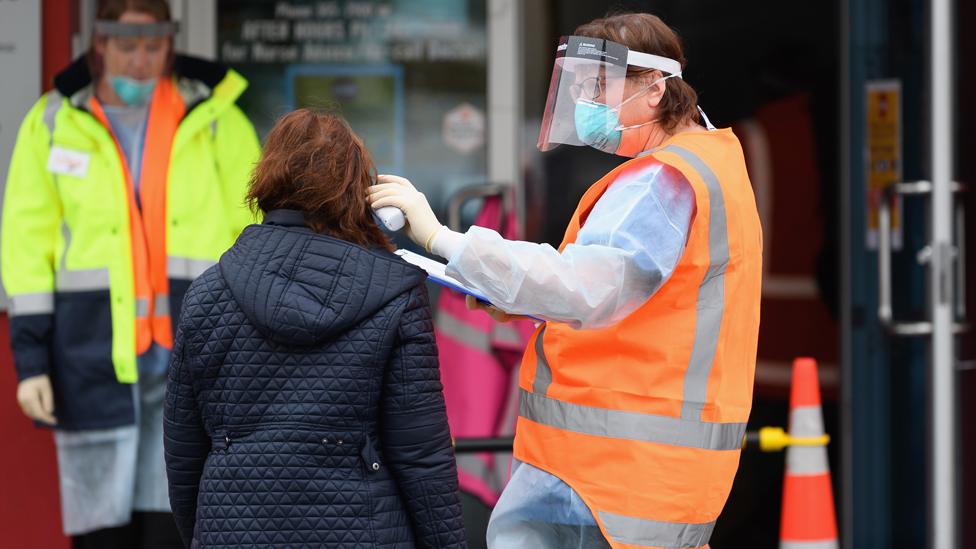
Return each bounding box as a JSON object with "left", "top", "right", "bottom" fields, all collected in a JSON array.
[{"left": 2, "top": 55, "right": 260, "bottom": 430}]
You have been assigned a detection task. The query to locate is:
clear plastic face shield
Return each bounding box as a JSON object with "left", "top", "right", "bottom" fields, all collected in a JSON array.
[
  {"left": 94, "top": 20, "right": 180, "bottom": 38},
  {"left": 537, "top": 36, "right": 685, "bottom": 157},
  {"left": 94, "top": 20, "right": 179, "bottom": 106}
]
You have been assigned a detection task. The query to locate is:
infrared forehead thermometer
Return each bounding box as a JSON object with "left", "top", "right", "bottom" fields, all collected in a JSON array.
[
  {"left": 371, "top": 176, "right": 406, "bottom": 231},
  {"left": 373, "top": 206, "right": 405, "bottom": 232}
]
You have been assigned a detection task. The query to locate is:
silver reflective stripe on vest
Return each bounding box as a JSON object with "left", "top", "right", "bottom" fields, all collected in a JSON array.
[
  {"left": 9, "top": 293, "right": 55, "bottom": 316},
  {"left": 435, "top": 309, "right": 491, "bottom": 351},
  {"left": 519, "top": 389, "right": 745, "bottom": 451},
  {"left": 56, "top": 269, "right": 110, "bottom": 292},
  {"left": 780, "top": 541, "right": 839, "bottom": 549},
  {"left": 44, "top": 92, "right": 62, "bottom": 136},
  {"left": 136, "top": 297, "right": 150, "bottom": 318},
  {"left": 60, "top": 221, "right": 73, "bottom": 272},
  {"left": 661, "top": 145, "right": 730, "bottom": 421},
  {"left": 456, "top": 454, "right": 505, "bottom": 492},
  {"left": 599, "top": 510, "right": 715, "bottom": 548},
  {"left": 492, "top": 323, "right": 524, "bottom": 347},
  {"left": 530, "top": 326, "right": 552, "bottom": 395},
  {"left": 153, "top": 294, "right": 170, "bottom": 317},
  {"left": 487, "top": 458, "right": 511, "bottom": 494},
  {"left": 167, "top": 257, "right": 216, "bottom": 280}
]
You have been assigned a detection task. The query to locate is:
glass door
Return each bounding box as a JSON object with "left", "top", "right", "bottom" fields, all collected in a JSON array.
[
  {"left": 844, "top": 0, "right": 970, "bottom": 547},
  {"left": 955, "top": 0, "right": 976, "bottom": 547}
]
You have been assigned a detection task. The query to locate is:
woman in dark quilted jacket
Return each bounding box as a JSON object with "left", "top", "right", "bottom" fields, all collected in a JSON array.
[{"left": 163, "top": 109, "right": 467, "bottom": 548}]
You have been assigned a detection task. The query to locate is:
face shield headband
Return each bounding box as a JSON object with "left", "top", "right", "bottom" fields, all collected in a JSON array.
[
  {"left": 94, "top": 20, "right": 180, "bottom": 37},
  {"left": 538, "top": 35, "right": 712, "bottom": 157}
]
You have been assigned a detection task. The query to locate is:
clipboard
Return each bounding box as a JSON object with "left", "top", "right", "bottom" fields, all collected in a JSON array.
[{"left": 394, "top": 249, "right": 542, "bottom": 321}]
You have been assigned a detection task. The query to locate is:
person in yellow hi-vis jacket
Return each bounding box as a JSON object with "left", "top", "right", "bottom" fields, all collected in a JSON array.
[{"left": 1, "top": 1, "right": 259, "bottom": 546}]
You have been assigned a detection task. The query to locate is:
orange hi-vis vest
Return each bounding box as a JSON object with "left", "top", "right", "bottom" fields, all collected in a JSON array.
[
  {"left": 89, "top": 79, "right": 185, "bottom": 354},
  {"left": 513, "top": 128, "right": 762, "bottom": 549}
]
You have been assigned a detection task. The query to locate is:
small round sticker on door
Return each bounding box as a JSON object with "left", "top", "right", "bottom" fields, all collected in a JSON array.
[{"left": 442, "top": 103, "right": 485, "bottom": 154}]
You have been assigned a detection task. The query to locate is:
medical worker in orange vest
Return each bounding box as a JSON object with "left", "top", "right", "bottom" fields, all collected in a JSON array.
[{"left": 370, "top": 12, "right": 762, "bottom": 549}]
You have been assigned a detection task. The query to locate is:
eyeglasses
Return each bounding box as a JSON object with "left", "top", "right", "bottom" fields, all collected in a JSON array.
[{"left": 569, "top": 76, "right": 604, "bottom": 101}]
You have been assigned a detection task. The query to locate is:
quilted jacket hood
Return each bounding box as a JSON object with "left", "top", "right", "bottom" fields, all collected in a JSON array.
[{"left": 218, "top": 210, "right": 425, "bottom": 347}]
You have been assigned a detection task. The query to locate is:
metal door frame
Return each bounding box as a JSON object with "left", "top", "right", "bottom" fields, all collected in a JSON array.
[
  {"left": 843, "top": 1, "right": 960, "bottom": 547},
  {"left": 928, "top": 1, "right": 956, "bottom": 547}
]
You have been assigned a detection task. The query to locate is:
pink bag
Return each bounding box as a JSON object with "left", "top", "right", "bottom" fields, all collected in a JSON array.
[{"left": 434, "top": 194, "right": 536, "bottom": 506}]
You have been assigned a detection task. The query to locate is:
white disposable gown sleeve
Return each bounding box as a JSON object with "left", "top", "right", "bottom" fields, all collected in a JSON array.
[{"left": 441, "top": 163, "right": 695, "bottom": 330}]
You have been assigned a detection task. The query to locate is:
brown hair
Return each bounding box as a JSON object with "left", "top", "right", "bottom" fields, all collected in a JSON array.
[
  {"left": 575, "top": 13, "right": 700, "bottom": 131},
  {"left": 247, "top": 109, "right": 393, "bottom": 252},
  {"left": 88, "top": 0, "right": 174, "bottom": 79},
  {"left": 96, "top": 0, "right": 171, "bottom": 21}
]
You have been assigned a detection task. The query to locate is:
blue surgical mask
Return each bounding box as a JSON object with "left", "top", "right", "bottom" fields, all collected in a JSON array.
[
  {"left": 574, "top": 99, "right": 622, "bottom": 154},
  {"left": 573, "top": 74, "right": 678, "bottom": 155},
  {"left": 110, "top": 76, "right": 157, "bottom": 106}
]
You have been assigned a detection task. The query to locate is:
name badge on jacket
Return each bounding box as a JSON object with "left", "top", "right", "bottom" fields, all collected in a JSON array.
[{"left": 48, "top": 146, "right": 91, "bottom": 178}]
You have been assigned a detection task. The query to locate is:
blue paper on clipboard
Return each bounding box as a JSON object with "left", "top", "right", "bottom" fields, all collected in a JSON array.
[{"left": 394, "top": 249, "right": 541, "bottom": 321}]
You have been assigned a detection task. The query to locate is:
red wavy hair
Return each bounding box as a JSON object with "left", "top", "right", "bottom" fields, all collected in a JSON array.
[{"left": 247, "top": 109, "right": 393, "bottom": 251}]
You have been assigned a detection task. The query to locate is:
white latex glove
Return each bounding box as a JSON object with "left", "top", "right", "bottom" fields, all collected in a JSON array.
[
  {"left": 17, "top": 374, "right": 57, "bottom": 425},
  {"left": 368, "top": 175, "right": 444, "bottom": 250}
]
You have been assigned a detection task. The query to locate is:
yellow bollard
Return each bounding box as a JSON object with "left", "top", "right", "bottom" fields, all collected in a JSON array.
[{"left": 742, "top": 426, "right": 830, "bottom": 452}]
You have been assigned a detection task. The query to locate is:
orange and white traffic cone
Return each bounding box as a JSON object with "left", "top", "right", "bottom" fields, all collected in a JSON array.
[{"left": 779, "top": 357, "right": 838, "bottom": 549}]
